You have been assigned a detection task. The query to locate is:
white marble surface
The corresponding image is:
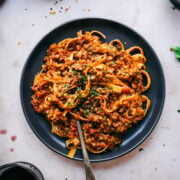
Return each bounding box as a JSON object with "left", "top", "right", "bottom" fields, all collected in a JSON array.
[{"left": 0, "top": 0, "right": 180, "bottom": 179}]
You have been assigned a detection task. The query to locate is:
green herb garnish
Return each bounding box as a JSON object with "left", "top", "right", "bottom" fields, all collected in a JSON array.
[
  {"left": 65, "top": 83, "right": 71, "bottom": 90},
  {"left": 134, "top": 70, "right": 139, "bottom": 74},
  {"left": 77, "top": 87, "right": 81, "bottom": 91},
  {"left": 80, "top": 75, "right": 86, "bottom": 81},
  {"left": 67, "top": 101, "right": 74, "bottom": 107},
  {"left": 105, "top": 76, "right": 110, "bottom": 81},
  {"left": 83, "top": 110, "right": 90, "bottom": 117},
  {"left": 90, "top": 89, "right": 98, "bottom": 96},
  {"left": 177, "top": 109, "right": 180, "bottom": 113},
  {"left": 171, "top": 46, "right": 180, "bottom": 60},
  {"left": 72, "top": 70, "right": 78, "bottom": 75}
]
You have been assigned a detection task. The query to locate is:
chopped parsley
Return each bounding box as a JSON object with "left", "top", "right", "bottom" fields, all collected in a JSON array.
[
  {"left": 72, "top": 70, "right": 78, "bottom": 76},
  {"left": 105, "top": 76, "right": 110, "bottom": 81},
  {"left": 171, "top": 46, "right": 180, "bottom": 60},
  {"left": 65, "top": 83, "right": 71, "bottom": 90},
  {"left": 67, "top": 101, "right": 74, "bottom": 107},
  {"left": 83, "top": 110, "right": 90, "bottom": 117},
  {"left": 77, "top": 93, "right": 83, "bottom": 99},
  {"left": 77, "top": 87, "right": 81, "bottom": 91},
  {"left": 90, "top": 89, "right": 98, "bottom": 96},
  {"left": 80, "top": 75, "right": 87, "bottom": 82},
  {"left": 134, "top": 70, "right": 139, "bottom": 74}
]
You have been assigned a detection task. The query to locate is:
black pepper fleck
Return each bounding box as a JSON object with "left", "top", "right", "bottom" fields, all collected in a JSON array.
[
  {"left": 54, "top": 1, "right": 58, "bottom": 5},
  {"left": 139, "top": 148, "right": 144, "bottom": 152}
]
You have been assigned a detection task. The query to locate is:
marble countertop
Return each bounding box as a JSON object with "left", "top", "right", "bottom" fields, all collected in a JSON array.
[{"left": 0, "top": 0, "right": 180, "bottom": 179}]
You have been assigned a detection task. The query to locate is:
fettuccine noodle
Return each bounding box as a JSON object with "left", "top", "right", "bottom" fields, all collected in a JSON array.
[{"left": 31, "top": 30, "right": 151, "bottom": 157}]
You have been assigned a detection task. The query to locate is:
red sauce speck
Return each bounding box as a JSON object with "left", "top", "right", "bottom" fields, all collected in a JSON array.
[
  {"left": 170, "top": 48, "right": 173, "bottom": 51},
  {"left": 50, "top": 8, "right": 53, "bottom": 10},
  {"left": 0, "top": 129, "right": 7, "bottom": 135},
  {"left": 10, "top": 148, "right": 14, "bottom": 152},
  {"left": 11, "top": 136, "right": 17, "bottom": 142}
]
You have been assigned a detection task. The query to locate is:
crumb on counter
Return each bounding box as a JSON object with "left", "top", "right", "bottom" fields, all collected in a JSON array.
[
  {"left": 83, "top": 8, "right": 91, "bottom": 12},
  {"left": 50, "top": 11, "right": 56, "bottom": 15}
]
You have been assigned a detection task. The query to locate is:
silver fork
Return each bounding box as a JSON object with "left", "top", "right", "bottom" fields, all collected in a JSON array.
[{"left": 76, "top": 120, "right": 96, "bottom": 180}]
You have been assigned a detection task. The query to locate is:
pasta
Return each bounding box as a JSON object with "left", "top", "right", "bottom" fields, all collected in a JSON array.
[{"left": 31, "top": 30, "right": 151, "bottom": 157}]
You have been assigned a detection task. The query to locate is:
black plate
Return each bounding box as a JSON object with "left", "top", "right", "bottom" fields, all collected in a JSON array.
[{"left": 20, "top": 18, "right": 165, "bottom": 162}]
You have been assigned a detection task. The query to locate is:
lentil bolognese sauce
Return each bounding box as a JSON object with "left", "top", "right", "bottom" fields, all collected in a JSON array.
[{"left": 31, "top": 30, "right": 151, "bottom": 158}]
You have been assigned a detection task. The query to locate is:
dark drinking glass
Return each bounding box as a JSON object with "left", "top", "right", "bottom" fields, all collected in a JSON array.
[{"left": 0, "top": 162, "right": 44, "bottom": 180}]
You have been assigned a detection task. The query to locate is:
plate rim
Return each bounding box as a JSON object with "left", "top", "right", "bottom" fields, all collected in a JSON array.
[{"left": 20, "top": 17, "right": 166, "bottom": 162}]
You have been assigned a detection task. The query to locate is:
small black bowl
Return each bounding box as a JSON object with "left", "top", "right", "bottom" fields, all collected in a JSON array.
[{"left": 0, "top": 162, "right": 44, "bottom": 180}]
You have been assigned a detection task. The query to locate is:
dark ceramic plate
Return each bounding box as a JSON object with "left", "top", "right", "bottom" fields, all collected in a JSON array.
[{"left": 20, "top": 18, "right": 165, "bottom": 162}]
